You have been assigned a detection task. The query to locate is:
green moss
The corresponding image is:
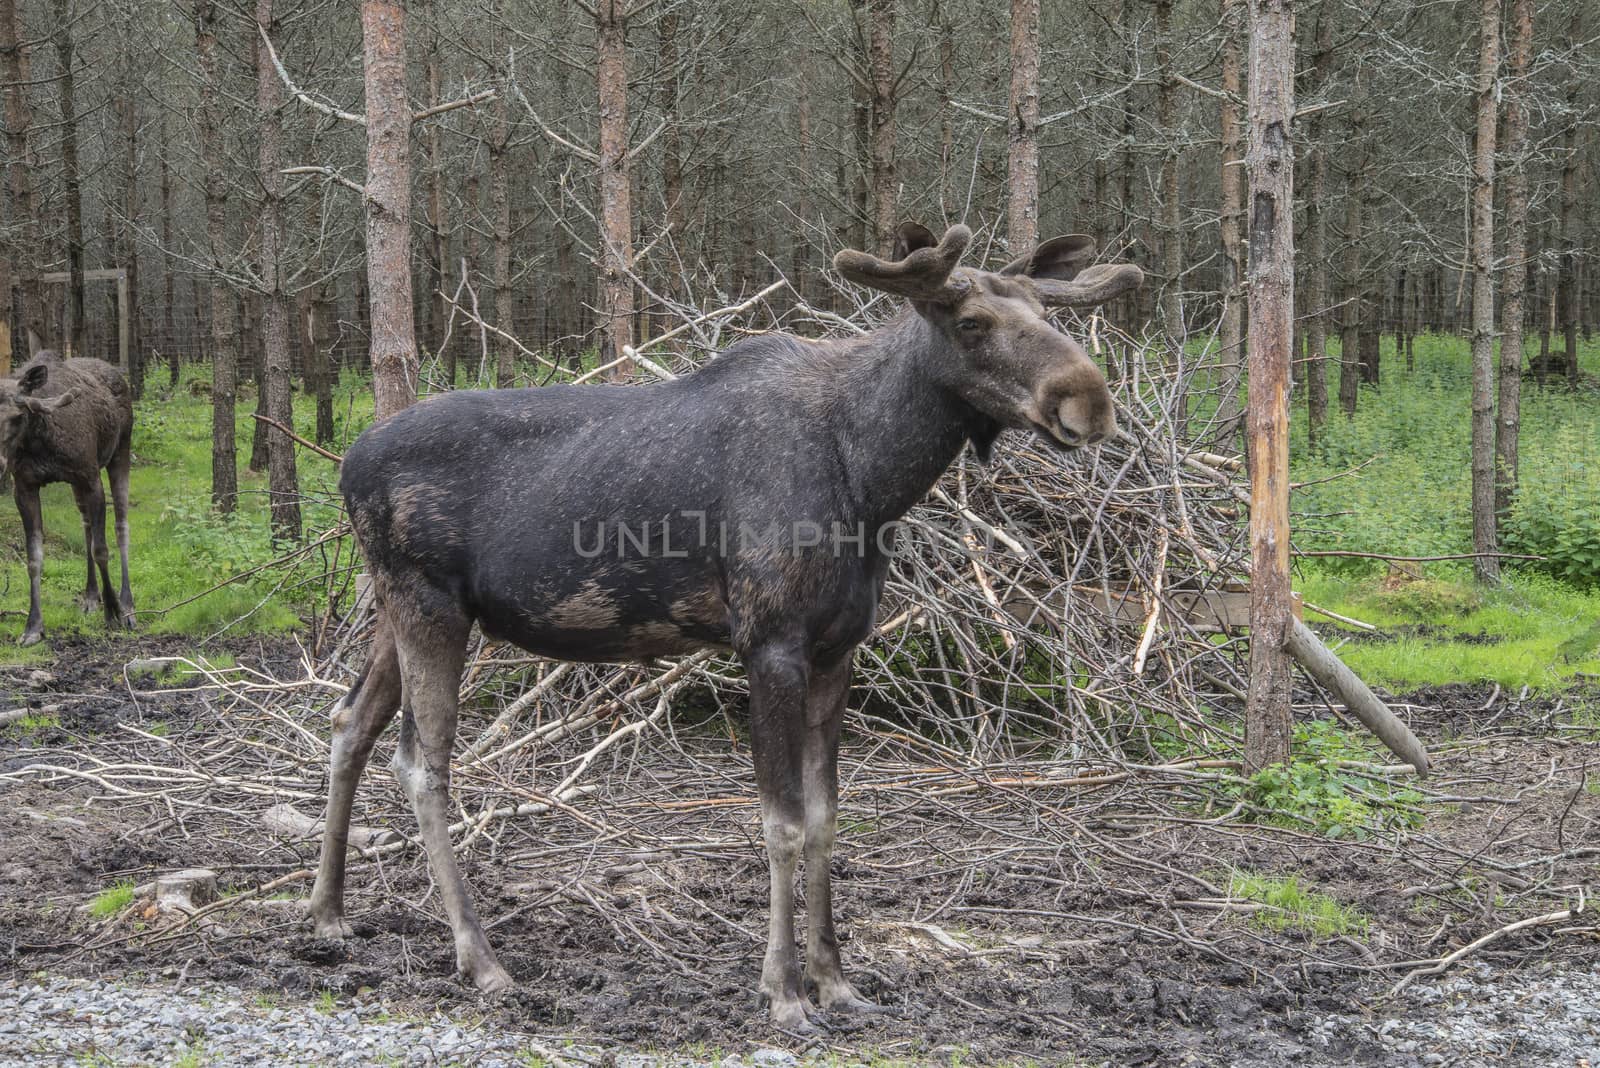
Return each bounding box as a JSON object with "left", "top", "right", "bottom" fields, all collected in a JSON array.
[
  {"left": 87, "top": 881, "right": 136, "bottom": 919},
  {"left": 1224, "top": 870, "right": 1367, "bottom": 938}
]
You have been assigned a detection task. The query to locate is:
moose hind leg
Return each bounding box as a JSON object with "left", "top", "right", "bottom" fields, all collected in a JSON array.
[
  {"left": 74, "top": 492, "right": 99, "bottom": 614},
  {"left": 801, "top": 658, "right": 879, "bottom": 1014},
  {"left": 747, "top": 642, "right": 819, "bottom": 1033},
  {"left": 74, "top": 478, "right": 122, "bottom": 627},
  {"left": 307, "top": 622, "right": 401, "bottom": 938},
  {"left": 389, "top": 607, "right": 511, "bottom": 994}
]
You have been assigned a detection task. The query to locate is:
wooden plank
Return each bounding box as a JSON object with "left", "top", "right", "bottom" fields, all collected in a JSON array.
[
  {"left": 40, "top": 268, "right": 127, "bottom": 284},
  {"left": 1000, "top": 582, "right": 1301, "bottom": 633}
]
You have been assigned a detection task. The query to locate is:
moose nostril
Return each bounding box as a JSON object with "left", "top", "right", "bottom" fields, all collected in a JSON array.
[{"left": 1085, "top": 431, "right": 1106, "bottom": 445}]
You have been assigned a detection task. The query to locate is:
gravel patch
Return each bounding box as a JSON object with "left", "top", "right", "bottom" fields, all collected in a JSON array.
[
  {"left": 1241, "top": 961, "right": 1600, "bottom": 1068},
  {"left": 0, "top": 976, "right": 806, "bottom": 1067},
  {"left": 5, "top": 962, "right": 1600, "bottom": 1066}
]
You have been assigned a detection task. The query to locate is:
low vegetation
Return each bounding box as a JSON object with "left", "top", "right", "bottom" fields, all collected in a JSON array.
[{"left": 1288, "top": 335, "right": 1600, "bottom": 693}]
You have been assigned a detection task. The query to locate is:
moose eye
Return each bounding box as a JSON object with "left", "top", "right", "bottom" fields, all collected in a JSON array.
[{"left": 956, "top": 317, "right": 983, "bottom": 333}]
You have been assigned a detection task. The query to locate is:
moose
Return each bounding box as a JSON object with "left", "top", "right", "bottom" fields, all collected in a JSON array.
[
  {"left": 0, "top": 352, "right": 135, "bottom": 646},
  {"left": 308, "top": 223, "right": 1141, "bottom": 1031}
]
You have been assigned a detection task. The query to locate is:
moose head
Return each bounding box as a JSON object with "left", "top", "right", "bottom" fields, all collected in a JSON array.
[{"left": 835, "top": 223, "right": 1140, "bottom": 453}]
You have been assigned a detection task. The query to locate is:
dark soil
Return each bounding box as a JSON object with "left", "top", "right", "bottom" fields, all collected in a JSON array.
[{"left": 3, "top": 636, "right": 1599, "bottom": 1065}]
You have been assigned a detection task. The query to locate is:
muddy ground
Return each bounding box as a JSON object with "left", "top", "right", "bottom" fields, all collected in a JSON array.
[{"left": 3, "top": 636, "right": 1599, "bottom": 1066}]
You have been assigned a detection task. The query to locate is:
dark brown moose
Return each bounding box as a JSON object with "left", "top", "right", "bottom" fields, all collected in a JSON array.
[
  {"left": 0, "top": 352, "right": 135, "bottom": 646},
  {"left": 309, "top": 223, "right": 1142, "bottom": 1032}
]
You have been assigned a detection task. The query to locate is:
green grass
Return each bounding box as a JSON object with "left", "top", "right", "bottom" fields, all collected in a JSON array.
[
  {"left": 314, "top": 988, "right": 336, "bottom": 1015},
  {"left": 87, "top": 881, "right": 136, "bottom": 919},
  {"left": 1224, "top": 870, "right": 1367, "bottom": 938},
  {"left": 0, "top": 366, "right": 371, "bottom": 645},
  {"left": 1298, "top": 568, "right": 1600, "bottom": 691}
]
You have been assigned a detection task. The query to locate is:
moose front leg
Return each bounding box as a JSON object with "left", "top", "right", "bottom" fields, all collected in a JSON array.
[
  {"left": 746, "top": 641, "right": 819, "bottom": 1033},
  {"left": 801, "top": 656, "right": 881, "bottom": 1014},
  {"left": 14, "top": 485, "right": 44, "bottom": 645}
]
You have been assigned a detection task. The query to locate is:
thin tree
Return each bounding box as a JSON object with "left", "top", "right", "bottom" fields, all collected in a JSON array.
[
  {"left": 194, "top": 0, "right": 238, "bottom": 512},
  {"left": 0, "top": 0, "right": 43, "bottom": 353},
  {"left": 595, "top": 0, "right": 633, "bottom": 375},
  {"left": 1556, "top": 4, "right": 1581, "bottom": 388},
  {"left": 256, "top": 0, "right": 300, "bottom": 541},
  {"left": 488, "top": 1, "right": 513, "bottom": 386},
  {"left": 1216, "top": 0, "right": 1245, "bottom": 445},
  {"left": 1243, "top": 0, "right": 1296, "bottom": 772},
  {"left": 1006, "top": 0, "right": 1040, "bottom": 252},
  {"left": 1301, "top": 2, "right": 1333, "bottom": 440},
  {"left": 1495, "top": 0, "right": 1532, "bottom": 519},
  {"left": 1337, "top": 63, "right": 1367, "bottom": 418},
  {"left": 53, "top": 0, "right": 85, "bottom": 356},
  {"left": 363, "top": 0, "right": 418, "bottom": 421},
  {"left": 1155, "top": 0, "right": 1184, "bottom": 399},
  {"left": 866, "top": 0, "right": 896, "bottom": 253},
  {"left": 1468, "top": 0, "right": 1500, "bottom": 585}
]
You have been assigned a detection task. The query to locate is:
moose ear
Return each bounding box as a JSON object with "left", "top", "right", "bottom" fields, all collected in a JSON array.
[
  {"left": 891, "top": 222, "right": 940, "bottom": 263},
  {"left": 1002, "top": 235, "right": 1097, "bottom": 281},
  {"left": 18, "top": 363, "right": 48, "bottom": 395}
]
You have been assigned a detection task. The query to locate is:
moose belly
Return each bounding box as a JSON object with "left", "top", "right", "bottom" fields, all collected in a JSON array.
[{"left": 470, "top": 572, "right": 733, "bottom": 664}]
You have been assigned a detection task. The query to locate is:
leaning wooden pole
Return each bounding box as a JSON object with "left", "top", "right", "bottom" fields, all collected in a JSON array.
[
  {"left": 1242, "top": 0, "right": 1295, "bottom": 771},
  {"left": 1285, "top": 621, "right": 1428, "bottom": 775}
]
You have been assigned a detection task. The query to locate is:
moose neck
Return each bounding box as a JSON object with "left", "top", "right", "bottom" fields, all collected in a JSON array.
[{"left": 825, "top": 310, "right": 993, "bottom": 530}]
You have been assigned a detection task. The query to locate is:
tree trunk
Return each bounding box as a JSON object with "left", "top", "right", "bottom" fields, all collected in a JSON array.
[
  {"left": 160, "top": 108, "right": 178, "bottom": 386},
  {"left": 1495, "top": 0, "right": 1532, "bottom": 519},
  {"left": 595, "top": 0, "right": 633, "bottom": 377},
  {"left": 1006, "top": 0, "right": 1040, "bottom": 252},
  {"left": 1216, "top": 0, "right": 1245, "bottom": 445},
  {"left": 1243, "top": 0, "right": 1296, "bottom": 773},
  {"left": 362, "top": 0, "right": 418, "bottom": 422},
  {"left": 1468, "top": 0, "right": 1500, "bottom": 585},
  {"left": 1557, "top": 5, "right": 1581, "bottom": 390},
  {"left": 248, "top": 294, "right": 270, "bottom": 473},
  {"left": 117, "top": 64, "right": 140, "bottom": 393},
  {"left": 658, "top": 8, "right": 686, "bottom": 296},
  {"left": 937, "top": 8, "right": 954, "bottom": 217},
  {"left": 1156, "top": 0, "right": 1184, "bottom": 410},
  {"left": 423, "top": 0, "right": 447, "bottom": 373},
  {"left": 1338, "top": 68, "right": 1366, "bottom": 418},
  {"left": 194, "top": 0, "right": 237, "bottom": 512},
  {"left": 867, "top": 0, "right": 897, "bottom": 254},
  {"left": 489, "top": 3, "right": 513, "bottom": 386},
  {"left": 0, "top": 0, "right": 43, "bottom": 352},
  {"left": 1302, "top": 3, "right": 1333, "bottom": 441},
  {"left": 255, "top": 0, "right": 300, "bottom": 542},
  {"left": 53, "top": 0, "right": 85, "bottom": 357}
]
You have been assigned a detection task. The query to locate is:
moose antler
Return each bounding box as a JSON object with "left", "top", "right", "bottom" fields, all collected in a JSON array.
[
  {"left": 1032, "top": 263, "right": 1145, "bottom": 308},
  {"left": 833, "top": 223, "right": 973, "bottom": 304}
]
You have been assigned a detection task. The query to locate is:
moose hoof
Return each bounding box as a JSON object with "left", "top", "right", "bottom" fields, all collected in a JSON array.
[
  {"left": 822, "top": 990, "right": 889, "bottom": 1016},
  {"left": 78, "top": 594, "right": 101, "bottom": 614},
  {"left": 468, "top": 963, "right": 514, "bottom": 997},
  {"left": 18, "top": 628, "right": 43, "bottom": 648},
  {"left": 309, "top": 912, "right": 354, "bottom": 940},
  {"left": 767, "top": 993, "right": 822, "bottom": 1036}
]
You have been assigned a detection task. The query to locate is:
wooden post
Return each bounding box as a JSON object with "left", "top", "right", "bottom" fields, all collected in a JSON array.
[
  {"left": 39, "top": 268, "right": 127, "bottom": 370},
  {"left": 1243, "top": 0, "right": 1296, "bottom": 772},
  {"left": 116, "top": 269, "right": 129, "bottom": 373}
]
